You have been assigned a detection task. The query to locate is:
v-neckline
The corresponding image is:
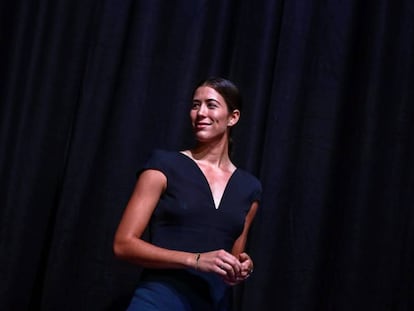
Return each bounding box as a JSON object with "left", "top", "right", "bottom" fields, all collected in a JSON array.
[{"left": 178, "top": 151, "right": 238, "bottom": 210}]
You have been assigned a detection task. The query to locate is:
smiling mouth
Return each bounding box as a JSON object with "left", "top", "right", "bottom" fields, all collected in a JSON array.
[{"left": 195, "top": 122, "right": 211, "bottom": 128}]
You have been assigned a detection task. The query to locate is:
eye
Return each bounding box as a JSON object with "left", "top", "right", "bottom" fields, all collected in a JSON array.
[
  {"left": 191, "top": 102, "right": 200, "bottom": 109},
  {"left": 207, "top": 101, "right": 219, "bottom": 109}
]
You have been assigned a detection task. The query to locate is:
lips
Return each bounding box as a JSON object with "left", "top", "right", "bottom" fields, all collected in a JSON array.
[{"left": 195, "top": 122, "right": 211, "bottom": 128}]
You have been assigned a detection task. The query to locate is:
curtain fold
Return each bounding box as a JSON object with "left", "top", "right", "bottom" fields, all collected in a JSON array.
[{"left": 0, "top": 0, "right": 413, "bottom": 310}]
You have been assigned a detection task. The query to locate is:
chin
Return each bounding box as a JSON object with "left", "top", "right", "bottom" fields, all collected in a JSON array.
[
  {"left": 194, "top": 136, "right": 210, "bottom": 143},
  {"left": 193, "top": 130, "right": 227, "bottom": 144}
]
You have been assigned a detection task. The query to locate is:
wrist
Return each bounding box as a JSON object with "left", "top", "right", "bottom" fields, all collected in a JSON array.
[
  {"left": 186, "top": 252, "right": 201, "bottom": 270},
  {"left": 194, "top": 253, "right": 201, "bottom": 270}
]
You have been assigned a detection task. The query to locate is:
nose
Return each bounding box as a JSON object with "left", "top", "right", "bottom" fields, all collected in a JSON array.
[{"left": 196, "top": 103, "right": 207, "bottom": 116}]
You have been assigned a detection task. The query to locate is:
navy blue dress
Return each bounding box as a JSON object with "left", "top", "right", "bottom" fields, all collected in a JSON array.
[{"left": 126, "top": 150, "right": 262, "bottom": 311}]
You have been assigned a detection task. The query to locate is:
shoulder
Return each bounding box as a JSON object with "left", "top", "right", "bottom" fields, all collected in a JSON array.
[
  {"left": 137, "top": 149, "right": 181, "bottom": 177},
  {"left": 236, "top": 168, "right": 261, "bottom": 188},
  {"left": 234, "top": 168, "right": 262, "bottom": 203}
]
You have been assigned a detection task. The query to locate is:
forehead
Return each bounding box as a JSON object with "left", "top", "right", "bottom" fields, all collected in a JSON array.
[{"left": 193, "top": 86, "right": 225, "bottom": 103}]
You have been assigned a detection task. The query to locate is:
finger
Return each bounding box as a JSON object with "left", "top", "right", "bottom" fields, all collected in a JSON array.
[
  {"left": 219, "top": 262, "right": 236, "bottom": 279},
  {"left": 218, "top": 253, "right": 241, "bottom": 275},
  {"left": 239, "top": 253, "right": 254, "bottom": 272},
  {"left": 238, "top": 252, "right": 250, "bottom": 262},
  {"left": 214, "top": 260, "right": 229, "bottom": 276},
  {"left": 226, "top": 255, "right": 243, "bottom": 274}
]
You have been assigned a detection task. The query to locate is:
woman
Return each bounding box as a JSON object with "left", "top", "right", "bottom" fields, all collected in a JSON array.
[{"left": 113, "top": 77, "right": 262, "bottom": 310}]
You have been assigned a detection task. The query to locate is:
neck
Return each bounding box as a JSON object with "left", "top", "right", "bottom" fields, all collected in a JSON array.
[{"left": 191, "top": 140, "right": 231, "bottom": 168}]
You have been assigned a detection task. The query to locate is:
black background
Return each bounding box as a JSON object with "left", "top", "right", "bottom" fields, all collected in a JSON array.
[{"left": 1, "top": 0, "right": 413, "bottom": 310}]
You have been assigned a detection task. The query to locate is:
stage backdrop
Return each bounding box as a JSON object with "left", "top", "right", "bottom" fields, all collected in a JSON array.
[{"left": 1, "top": 0, "right": 413, "bottom": 310}]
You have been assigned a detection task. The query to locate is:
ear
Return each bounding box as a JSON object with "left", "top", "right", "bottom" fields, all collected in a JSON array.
[{"left": 227, "top": 109, "right": 240, "bottom": 127}]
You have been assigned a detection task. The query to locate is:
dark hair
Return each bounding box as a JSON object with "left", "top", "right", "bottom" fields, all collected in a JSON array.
[
  {"left": 194, "top": 77, "right": 242, "bottom": 113},
  {"left": 193, "top": 77, "right": 242, "bottom": 156}
]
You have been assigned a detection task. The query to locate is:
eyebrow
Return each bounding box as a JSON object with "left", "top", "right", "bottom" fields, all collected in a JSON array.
[{"left": 193, "top": 98, "right": 222, "bottom": 105}]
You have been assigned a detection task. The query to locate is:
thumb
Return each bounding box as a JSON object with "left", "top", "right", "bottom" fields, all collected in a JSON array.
[{"left": 238, "top": 252, "right": 250, "bottom": 262}]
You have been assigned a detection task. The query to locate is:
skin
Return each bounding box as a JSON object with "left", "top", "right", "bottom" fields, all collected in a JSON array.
[{"left": 113, "top": 86, "right": 258, "bottom": 285}]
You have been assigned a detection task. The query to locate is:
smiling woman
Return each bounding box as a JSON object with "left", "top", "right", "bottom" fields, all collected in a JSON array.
[
  {"left": 190, "top": 85, "right": 240, "bottom": 147},
  {"left": 113, "top": 77, "right": 261, "bottom": 311}
]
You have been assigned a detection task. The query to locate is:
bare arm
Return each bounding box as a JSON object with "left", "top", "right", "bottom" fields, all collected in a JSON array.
[
  {"left": 222, "top": 200, "right": 259, "bottom": 285},
  {"left": 113, "top": 169, "right": 195, "bottom": 269},
  {"left": 232, "top": 201, "right": 259, "bottom": 256},
  {"left": 113, "top": 169, "right": 242, "bottom": 276}
]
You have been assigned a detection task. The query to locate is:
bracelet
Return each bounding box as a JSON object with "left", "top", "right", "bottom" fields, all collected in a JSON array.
[{"left": 195, "top": 253, "right": 201, "bottom": 270}]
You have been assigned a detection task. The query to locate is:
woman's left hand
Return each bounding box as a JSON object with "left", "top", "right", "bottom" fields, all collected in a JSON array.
[
  {"left": 238, "top": 252, "right": 254, "bottom": 279},
  {"left": 222, "top": 252, "right": 254, "bottom": 285}
]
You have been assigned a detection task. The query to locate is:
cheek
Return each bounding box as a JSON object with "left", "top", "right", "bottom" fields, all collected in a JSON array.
[{"left": 216, "top": 113, "right": 230, "bottom": 124}]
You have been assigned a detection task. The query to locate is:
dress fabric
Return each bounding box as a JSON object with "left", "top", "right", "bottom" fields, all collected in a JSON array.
[{"left": 126, "top": 149, "right": 262, "bottom": 311}]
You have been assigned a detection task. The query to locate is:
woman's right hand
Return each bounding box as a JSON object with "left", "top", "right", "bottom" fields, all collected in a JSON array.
[{"left": 195, "top": 249, "right": 242, "bottom": 281}]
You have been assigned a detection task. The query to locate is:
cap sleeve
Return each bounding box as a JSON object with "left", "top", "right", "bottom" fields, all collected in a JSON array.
[
  {"left": 249, "top": 177, "right": 262, "bottom": 203},
  {"left": 136, "top": 149, "right": 169, "bottom": 178}
]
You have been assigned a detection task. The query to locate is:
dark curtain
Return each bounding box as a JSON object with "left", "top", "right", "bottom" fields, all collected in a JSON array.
[{"left": 1, "top": 0, "right": 413, "bottom": 310}]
